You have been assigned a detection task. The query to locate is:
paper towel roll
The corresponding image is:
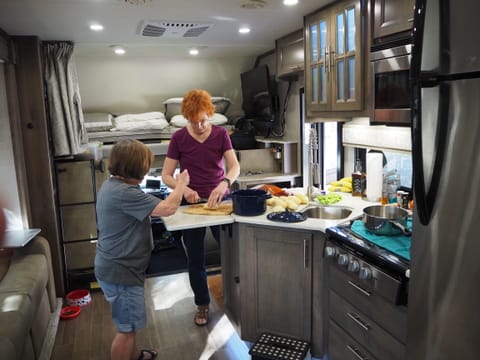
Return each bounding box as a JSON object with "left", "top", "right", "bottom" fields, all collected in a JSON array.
[{"left": 366, "top": 153, "right": 383, "bottom": 202}]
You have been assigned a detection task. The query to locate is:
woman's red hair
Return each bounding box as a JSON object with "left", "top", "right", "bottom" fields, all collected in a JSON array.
[{"left": 181, "top": 89, "right": 215, "bottom": 120}]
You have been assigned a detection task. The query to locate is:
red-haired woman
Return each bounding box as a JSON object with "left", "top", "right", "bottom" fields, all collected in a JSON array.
[{"left": 161, "top": 89, "right": 240, "bottom": 326}]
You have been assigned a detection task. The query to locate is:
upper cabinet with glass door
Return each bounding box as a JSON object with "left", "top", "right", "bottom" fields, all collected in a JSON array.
[{"left": 305, "top": 0, "right": 364, "bottom": 118}]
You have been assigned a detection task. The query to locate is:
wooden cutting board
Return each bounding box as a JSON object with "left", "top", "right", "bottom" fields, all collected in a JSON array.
[{"left": 183, "top": 202, "right": 233, "bottom": 215}]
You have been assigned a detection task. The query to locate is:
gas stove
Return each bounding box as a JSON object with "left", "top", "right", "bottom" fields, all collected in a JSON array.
[{"left": 325, "top": 216, "right": 411, "bottom": 305}]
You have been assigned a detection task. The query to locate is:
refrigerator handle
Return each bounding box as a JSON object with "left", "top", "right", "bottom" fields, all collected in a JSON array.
[{"left": 412, "top": 82, "right": 450, "bottom": 225}]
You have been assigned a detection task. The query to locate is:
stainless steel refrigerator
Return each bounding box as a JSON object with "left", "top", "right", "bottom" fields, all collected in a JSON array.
[{"left": 408, "top": 0, "right": 480, "bottom": 359}]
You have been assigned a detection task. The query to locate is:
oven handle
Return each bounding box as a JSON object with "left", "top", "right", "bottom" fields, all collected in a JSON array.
[
  {"left": 372, "top": 54, "right": 411, "bottom": 74},
  {"left": 348, "top": 280, "right": 371, "bottom": 297}
]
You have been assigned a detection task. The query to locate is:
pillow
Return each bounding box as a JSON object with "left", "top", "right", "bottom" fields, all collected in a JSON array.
[
  {"left": 170, "top": 113, "right": 228, "bottom": 128},
  {"left": 163, "top": 97, "right": 232, "bottom": 120},
  {"left": 83, "top": 112, "right": 113, "bottom": 132}
]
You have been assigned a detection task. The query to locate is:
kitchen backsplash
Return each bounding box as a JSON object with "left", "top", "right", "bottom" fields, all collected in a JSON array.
[{"left": 342, "top": 117, "right": 411, "bottom": 151}]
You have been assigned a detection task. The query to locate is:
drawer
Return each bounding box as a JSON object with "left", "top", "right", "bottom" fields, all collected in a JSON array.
[
  {"left": 64, "top": 241, "right": 97, "bottom": 270},
  {"left": 328, "top": 264, "right": 407, "bottom": 342},
  {"left": 328, "top": 319, "right": 376, "bottom": 360},
  {"left": 61, "top": 204, "right": 98, "bottom": 242},
  {"left": 329, "top": 290, "right": 405, "bottom": 360}
]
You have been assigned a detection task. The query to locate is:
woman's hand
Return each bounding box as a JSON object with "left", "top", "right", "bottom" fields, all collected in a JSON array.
[{"left": 206, "top": 181, "right": 229, "bottom": 209}]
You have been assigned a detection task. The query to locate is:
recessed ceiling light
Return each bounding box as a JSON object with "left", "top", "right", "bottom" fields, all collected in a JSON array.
[
  {"left": 239, "top": 27, "right": 251, "bottom": 34},
  {"left": 110, "top": 45, "right": 126, "bottom": 55},
  {"left": 283, "top": 0, "right": 298, "bottom": 5},
  {"left": 90, "top": 24, "right": 104, "bottom": 31},
  {"left": 189, "top": 48, "right": 199, "bottom": 56}
]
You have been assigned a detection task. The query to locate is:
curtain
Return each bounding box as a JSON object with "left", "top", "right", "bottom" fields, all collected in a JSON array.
[{"left": 43, "top": 42, "right": 87, "bottom": 157}]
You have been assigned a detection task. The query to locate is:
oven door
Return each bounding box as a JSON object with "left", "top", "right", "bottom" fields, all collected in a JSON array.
[{"left": 371, "top": 46, "right": 411, "bottom": 126}]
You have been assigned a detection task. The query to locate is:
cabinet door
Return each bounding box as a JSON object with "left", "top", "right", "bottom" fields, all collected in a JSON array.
[
  {"left": 55, "top": 160, "right": 95, "bottom": 204},
  {"left": 305, "top": 0, "right": 364, "bottom": 115},
  {"left": 276, "top": 29, "right": 304, "bottom": 80},
  {"left": 60, "top": 203, "right": 98, "bottom": 242},
  {"left": 330, "top": 0, "right": 363, "bottom": 111},
  {"left": 239, "top": 225, "right": 312, "bottom": 342},
  {"left": 305, "top": 10, "right": 331, "bottom": 113},
  {"left": 220, "top": 224, "right": 241, "bottom": 327},
  {"left": 373, "top": 0, "right": 415, "bottom": 40}
]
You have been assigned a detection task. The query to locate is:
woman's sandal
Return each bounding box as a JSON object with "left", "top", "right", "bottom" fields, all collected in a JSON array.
[
  {"left": 194, "top": 305, "right": 209, "bottom": 326},
  {"left": 138, "top": 349, "right": 158, "bottom": 360}
]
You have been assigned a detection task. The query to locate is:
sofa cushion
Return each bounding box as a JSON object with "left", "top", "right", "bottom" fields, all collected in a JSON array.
[
  {"left": 0, "top": 292, "right": 34, "bottom": 359},
  {"left": 0, "top": 254, "right": 48, "bottom": 309},
  {"left": 0, "top": 249, "right": 12, "bottom": 282}
]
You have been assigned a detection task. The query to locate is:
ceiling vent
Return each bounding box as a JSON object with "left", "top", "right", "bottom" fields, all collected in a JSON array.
[
  {"left": 240, "top": 0, "right": 268, "bottom": 9},
  {"left": 139, "top": 21, "right": 213, "bottom": 38}
]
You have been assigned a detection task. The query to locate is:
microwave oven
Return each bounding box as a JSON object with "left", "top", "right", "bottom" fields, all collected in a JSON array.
[{"left": 371, "top": 44, "right": 412, "bottom": 126}]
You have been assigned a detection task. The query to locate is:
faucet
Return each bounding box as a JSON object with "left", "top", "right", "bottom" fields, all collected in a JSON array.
[{"left": 307, "top": 129, "right": 320, "bottom": 201}]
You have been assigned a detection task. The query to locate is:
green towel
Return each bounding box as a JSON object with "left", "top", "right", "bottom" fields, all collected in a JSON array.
[{"left": 351, "top": 219, "right": 411, "bottom": 261}]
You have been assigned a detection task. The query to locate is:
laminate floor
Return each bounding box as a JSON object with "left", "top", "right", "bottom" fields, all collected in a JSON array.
[{"left": 51, "top": 272, "right": 251, "bottom": 360}]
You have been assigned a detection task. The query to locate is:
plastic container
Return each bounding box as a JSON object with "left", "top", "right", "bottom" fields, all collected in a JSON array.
[
  {"left": 66, "top": 289, "right": 92, "bottom": 307},
  {"left": 60, "top": 305, "right": 81, "bottom": 320}
]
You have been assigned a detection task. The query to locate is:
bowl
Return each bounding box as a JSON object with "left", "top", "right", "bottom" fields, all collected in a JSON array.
[
  {"left": 66, "top": 289, "right": 92, "bottom": 307},
  {"left": 60, "top": 305, "right": 81, "bottom": 320},
  {"left": 301, "top": 205, "right": 352, "bottom": 220}
]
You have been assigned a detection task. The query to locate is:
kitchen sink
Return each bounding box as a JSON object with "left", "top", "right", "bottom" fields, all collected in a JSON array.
[{"left": 301, "top": 205, "right": 352, "bottom": 220}]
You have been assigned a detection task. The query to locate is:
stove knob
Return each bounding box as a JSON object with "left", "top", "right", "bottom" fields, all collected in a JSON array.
[
  {"left": 337, "top": 253, "right": 349, "bottom": 267},
  {"left": 324, "top": 246, "right": 337, "bottom": 258},
  {"left": 359, "top": 266, "right": 372, "bottom": 280},
  {"left": 347, "top": 259, "right": 360, "bottom": 273}
]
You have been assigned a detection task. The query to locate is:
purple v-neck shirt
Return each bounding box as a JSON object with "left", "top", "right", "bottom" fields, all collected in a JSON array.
[{"left": 167, "top": 125, "right": 233, "bottom": 198}]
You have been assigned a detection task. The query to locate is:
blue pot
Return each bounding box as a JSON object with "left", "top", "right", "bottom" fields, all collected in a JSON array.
[{"left": 231, "top": 189, "right": 272, "bottom": 216}]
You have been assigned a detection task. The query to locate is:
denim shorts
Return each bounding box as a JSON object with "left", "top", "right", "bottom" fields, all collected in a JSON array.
[{"left": 98, "top": 280, "right": 146, "bottom": 333}]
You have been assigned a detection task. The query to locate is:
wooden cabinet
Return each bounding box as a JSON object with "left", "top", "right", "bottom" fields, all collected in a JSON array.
[
  {"left": 220, "top": 224, "right": 241, "bottom": 328},
  {"left": 55, "top": 159, "right": 98, "bottom": 289},
  {"left": 325, "top": 255, "right": 407, "bottom": 359},
  {"left": 305, "top": 0, "right": 364, "bottom": 117},
  {"left": 372, "top": 0, "right": 415, "bottom": 44},
  {"left": 238, "top": 224, "right": 313, "bottom": 342},
  {"left": 276, "top": 29, "right": 304, "bottom": 80}
]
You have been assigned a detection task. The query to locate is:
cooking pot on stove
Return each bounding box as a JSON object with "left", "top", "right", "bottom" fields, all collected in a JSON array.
[
  {"left": 231, "top": 189, "right": 271, "bottom": 216},
  {"left": 363, "top": 205, "right": 411, "bottom": 236}
]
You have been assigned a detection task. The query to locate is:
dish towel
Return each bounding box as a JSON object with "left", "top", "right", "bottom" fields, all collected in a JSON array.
[{"left": 351, "top": 219, "right": 411, "bottom": 261}]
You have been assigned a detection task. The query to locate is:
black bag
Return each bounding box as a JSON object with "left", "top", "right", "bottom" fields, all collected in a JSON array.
[
  {"left": 230, "top": 129, "right": 256, "bottom": 150},
  {"left": 230, "top": 117, "right": 256, "bottom": 150}
]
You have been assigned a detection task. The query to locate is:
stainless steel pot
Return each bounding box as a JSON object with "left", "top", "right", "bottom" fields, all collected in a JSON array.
[
  {"left": 231, "top": 189, "right": 272, "bottom": 216},
  {"left": 362, "top": 205, "right": 411, "bottom": 236}
]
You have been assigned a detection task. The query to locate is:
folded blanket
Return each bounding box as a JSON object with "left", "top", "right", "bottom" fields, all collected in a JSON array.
[
  {"left": 113, "top": 118, "right": 169, "bottom": 131},
  {"left": 114, "top": 111, "right": 166, "bottom": 123}
]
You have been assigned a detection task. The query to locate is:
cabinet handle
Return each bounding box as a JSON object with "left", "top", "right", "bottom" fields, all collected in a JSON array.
[
  {"left": 408, "top": 17, "right": 414, "bottom": 22},
  {"left": 327, "top": 45, "right": 332, "bottom": 73},
  {"left": 347, "top": 280, "right": 371, "bottom": 297},
  {"left": 324, "top": 46, "right": 328, "bottom": 73},
  {"left": 346, "top": 345, "right": 368, "bottom": 360},
  {"left": 347, "top": 312, "right": 370, "bottom": 331},
  {"left": 303, "top": 239, "right": 309, "bottom": 268}
]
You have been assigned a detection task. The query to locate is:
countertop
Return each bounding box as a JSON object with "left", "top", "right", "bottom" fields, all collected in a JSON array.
[{"left": 161, "top": 192, "right": 378, "bottom": 233}]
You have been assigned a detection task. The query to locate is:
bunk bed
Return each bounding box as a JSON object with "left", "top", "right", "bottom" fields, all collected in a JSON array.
[{"left": 83, "top": 97, "right": 234, "bottom": 156}]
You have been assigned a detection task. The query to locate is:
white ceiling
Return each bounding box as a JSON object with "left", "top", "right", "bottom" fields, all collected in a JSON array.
[{"left": 0, "top": 0, "right": 333, "bottom": 58}]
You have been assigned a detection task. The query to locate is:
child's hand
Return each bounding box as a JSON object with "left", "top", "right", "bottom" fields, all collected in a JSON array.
[{"left": 176, "top": 169, "right": 190, "bottom": 187}]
